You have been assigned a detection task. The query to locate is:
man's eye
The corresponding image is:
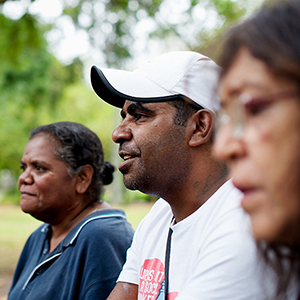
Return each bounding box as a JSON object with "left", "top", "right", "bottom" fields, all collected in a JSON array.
[
  {"left": 20, "top": 165, "right": 26, "bottom": 172},
  {"left": 135, "top": 113, "right": 143, "bottom": 121}
]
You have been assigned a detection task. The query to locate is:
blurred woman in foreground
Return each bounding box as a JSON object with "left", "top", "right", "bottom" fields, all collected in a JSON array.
[
  {"left": 8, "top": 121, "right": 134, "bottom": 300},
  {"left": 213, "top": 0, "right": 300, "bottom": 298}
]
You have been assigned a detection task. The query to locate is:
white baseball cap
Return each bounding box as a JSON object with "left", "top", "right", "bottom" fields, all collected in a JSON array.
[{"left": 90, "top": 51, "right": 220, "bottom": 112}]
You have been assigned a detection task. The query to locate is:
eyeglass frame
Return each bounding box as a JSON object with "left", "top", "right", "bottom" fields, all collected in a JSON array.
[{"left": 215, "top": 90, "right": 300, "bottom": 139}]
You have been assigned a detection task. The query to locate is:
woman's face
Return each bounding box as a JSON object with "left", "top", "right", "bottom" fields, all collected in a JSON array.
[
  {"left": 213, "top": 47, "right": 300, "bottom": 245},
  {"left": 18, "top": 134, "right": 79, "bottom": 224}
]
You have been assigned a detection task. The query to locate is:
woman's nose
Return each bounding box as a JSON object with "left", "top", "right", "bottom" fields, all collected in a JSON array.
[
  {"left": 18, "top": 168, "right": 34, "bottom": 187},
  {"left": 213, "top": 125, "right": 245, "bottom": 162},
  {"left": 112, "top": 122, "right": 133, "bottom": 144}
]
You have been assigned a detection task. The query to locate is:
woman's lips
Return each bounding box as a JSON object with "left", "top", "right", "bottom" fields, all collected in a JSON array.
[
  {"left": 20, "top": 191, "right": 36, "bottom": 197},
  {"left": 232, "top": 181, "right": 258, "bottom": 208},
  {"left": 240, "top": 188, "right": 256, "bottom": 203}
]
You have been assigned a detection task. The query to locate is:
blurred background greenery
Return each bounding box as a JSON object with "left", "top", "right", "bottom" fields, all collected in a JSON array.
[{"left": 0, "top": 0, "right": 264, "bottom": 205}]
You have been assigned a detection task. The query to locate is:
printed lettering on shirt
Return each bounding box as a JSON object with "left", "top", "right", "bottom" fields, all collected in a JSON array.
[{"left": 138, "top": 258, "right": 178, "bottom": 300}]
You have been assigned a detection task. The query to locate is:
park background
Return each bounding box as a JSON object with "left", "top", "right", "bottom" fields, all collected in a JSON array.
[{"left": 0, "top": 0, "right": 264, "bottom": 298}]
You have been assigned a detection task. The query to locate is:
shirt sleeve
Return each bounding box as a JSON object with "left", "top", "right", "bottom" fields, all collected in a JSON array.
[
  {"left": 117, "top": 199, "right": 166, "bottom": 286},
  {"left": 117, "top": 220, "right": 142, "bottom": 285},
  {"left": 81, "top": 278, "right": 119, "bottom": 300},
  {"left": 78, "top": 217, "right": 135, "bottom": 300}
]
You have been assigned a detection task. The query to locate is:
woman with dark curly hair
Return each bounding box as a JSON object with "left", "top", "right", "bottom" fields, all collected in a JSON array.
[
  {"left": 213, "top": 0, "right": 300, "bottom": 298},
  {"left": 8, "top": 121, "right": 134, "bottom": 300}
]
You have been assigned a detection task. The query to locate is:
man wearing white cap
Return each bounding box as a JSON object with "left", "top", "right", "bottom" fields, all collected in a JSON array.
[{"left": 90, "top": 52, "right": 273, "bottom": 300}]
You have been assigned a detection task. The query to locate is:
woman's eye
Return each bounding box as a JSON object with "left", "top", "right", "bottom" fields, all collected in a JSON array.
[
  {"left": 35, "top": 165, "right": 45, "bottom": 172},
  {"left": 244, "top": 100, "right": 271, "bottom": 116}
]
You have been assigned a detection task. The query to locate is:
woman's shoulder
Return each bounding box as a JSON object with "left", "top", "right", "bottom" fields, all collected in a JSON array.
[
  {"left": 72, "top": 209, "right": 134, "bottom": 241},
  {"left": 26, "top": 223, "right": 49, "bottom": 241}
]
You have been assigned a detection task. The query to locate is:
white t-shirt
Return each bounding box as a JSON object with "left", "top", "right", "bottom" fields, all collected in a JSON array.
[{"left": 118, "top": 180, "right": 274, "bottom": 300}]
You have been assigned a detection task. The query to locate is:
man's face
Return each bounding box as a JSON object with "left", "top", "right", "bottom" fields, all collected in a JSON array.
[{"left": 112, "top": 100, "right": 192, "bottom": 197}]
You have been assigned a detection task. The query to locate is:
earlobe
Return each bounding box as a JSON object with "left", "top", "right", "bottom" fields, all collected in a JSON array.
[
  {"left": 76, "top": 165, "right": 94, "bottom": 194},
  {"left": 189, "top": 109, "right": 215, "bottom": 147}
]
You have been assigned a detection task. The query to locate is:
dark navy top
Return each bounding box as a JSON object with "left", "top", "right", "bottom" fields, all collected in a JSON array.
[{"left": 8, "top": 209, "right": 134, "bottom": 300}]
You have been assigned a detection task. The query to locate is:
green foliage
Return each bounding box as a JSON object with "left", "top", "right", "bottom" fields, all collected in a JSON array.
[
  {"left": 0, "top": 14, "right": 44, "bottom": 64},
  {"left": 0, "top": 10, "right": 119, "bottom": 204},
  {"left": 213, "top": 0, "right": 246, "bottom": 24},
  {"left": 0, "top": 14, "right": 73, "bottom": 175},
  {"left": 46, "top": 82, "right": 115, "bottom": 156},
  {"left": 0, "top": 0, "right": 264, "bottom": 204},
  {"left": 198, "top": 0, "right": 248, "bottom": 60},
  {"left": 0, "top": 11, "right": 114, "bottom": 179}
]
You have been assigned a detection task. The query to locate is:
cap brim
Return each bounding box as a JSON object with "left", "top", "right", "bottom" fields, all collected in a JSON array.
[{"left": 90, "top": 65, "right": 181, "bottom": 108}]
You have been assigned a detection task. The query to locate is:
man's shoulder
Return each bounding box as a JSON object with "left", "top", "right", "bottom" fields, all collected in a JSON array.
[
  {"left": 150, "top": 198, "right": 171, "bottom": 210},
  {"left": 134, "top": 199, "right": 172, "bottom": 233},
  {"left": 188, "top": 180, "right": 247, "bottom": 233},
  {"left": 206, "top": 179, "right": 243, "bottom": 209},
  {"left": 195, "top": 180, "right": 250, "bottom": 236},
  {"left": 139, "top": 198, "right": 171, "bottom": 219}
]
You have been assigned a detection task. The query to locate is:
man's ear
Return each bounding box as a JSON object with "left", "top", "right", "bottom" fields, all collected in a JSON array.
[
  {"left": 76, "top": 165, "right": 94, "bottom": 194},
  {"left": 188, "top": 109, "right": 215, "bottom": 147}
]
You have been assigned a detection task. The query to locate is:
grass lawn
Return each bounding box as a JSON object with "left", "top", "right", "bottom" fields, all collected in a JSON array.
[
  {"left": 0, "top": 201, "right": 153, "bottom": 276},
  {"left": 0, "top": 205, "right": 42, "bottom": 276}
]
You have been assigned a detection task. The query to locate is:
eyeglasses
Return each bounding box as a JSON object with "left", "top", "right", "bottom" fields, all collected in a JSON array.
[{"left": 216, "top": 90, "right": 299, "bottom": 139}]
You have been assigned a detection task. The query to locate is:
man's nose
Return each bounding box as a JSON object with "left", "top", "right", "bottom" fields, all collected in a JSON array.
[{"left": 112, "top": 122, "right": 133, "bottom": 144}]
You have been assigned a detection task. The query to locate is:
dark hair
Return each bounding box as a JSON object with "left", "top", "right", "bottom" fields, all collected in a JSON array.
[
  {"left": 218, "top": 0, "right": 300, "bottom": 298},
  {"left": 30, "top": 122, "right": 115, "bottom": 202},
  {"left": 219, "top": 0, "right": 300, "bottom": 86},
  {"left": 258, "top": 241, "right": 300, "bottom": 300},
  {"left": 168, "top": 96, "right": 203, "bottom": 127}
]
